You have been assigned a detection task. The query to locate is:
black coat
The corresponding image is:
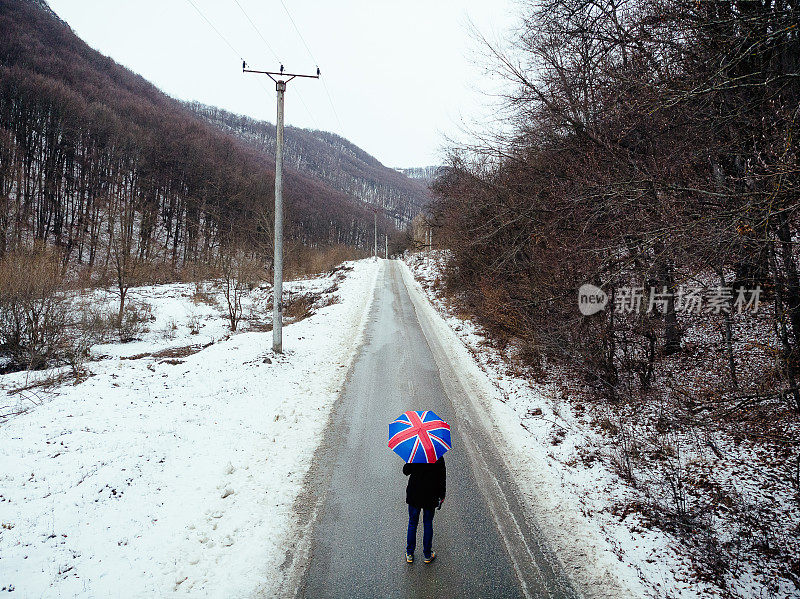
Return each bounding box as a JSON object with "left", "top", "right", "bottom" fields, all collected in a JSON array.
[{"left": 403, "top": 457, "right": 446, "bottom": 509}]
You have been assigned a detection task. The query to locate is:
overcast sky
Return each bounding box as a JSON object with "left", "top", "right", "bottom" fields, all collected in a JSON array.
[{"left": 45, "top": 0, "right": 517, "bottom": 168}]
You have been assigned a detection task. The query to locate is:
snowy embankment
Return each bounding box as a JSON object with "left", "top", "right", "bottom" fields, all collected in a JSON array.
[
  {"left": 401, "top": 253, "right": 674, "bottom": 599},
  {"left": 0, "top": 260, "right": 379, "bottom": 598},
  {"left": 404, "top": 252, "right": 800, "bottom": 599}
]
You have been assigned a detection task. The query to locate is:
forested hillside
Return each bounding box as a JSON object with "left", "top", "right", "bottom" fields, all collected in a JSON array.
[
  {"left": 191, "top": 103, "right": 431, "bottom": 228},
  {"left": 0, "top": 0, "right": 396, "bottom": 274},
  {"left": 395, "top": 166, "right": 440, "bottom": 185},
  {"left": 429, "top": 0, "right": 800, "bottom": 593}
]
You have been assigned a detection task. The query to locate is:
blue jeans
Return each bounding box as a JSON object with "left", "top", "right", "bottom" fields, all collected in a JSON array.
[{"left": 406, "top": 505, "right": 435, "bottom": 557}]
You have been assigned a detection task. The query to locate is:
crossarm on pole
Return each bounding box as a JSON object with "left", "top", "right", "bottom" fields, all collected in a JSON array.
[{"left": 243, "top": 68, "right": 319, "bottom": 79}]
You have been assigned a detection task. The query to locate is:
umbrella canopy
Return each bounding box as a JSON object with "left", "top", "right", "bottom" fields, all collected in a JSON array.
[{"left": 388, "top": 410, "right": 451, "bottom": 463}]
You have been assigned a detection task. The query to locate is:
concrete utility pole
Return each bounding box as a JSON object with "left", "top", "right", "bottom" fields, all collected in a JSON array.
[
  {"left": 371, "top": 207, "right": 378, "bottom": 260},
  {"left": 244, "top": 64, "right": 319, "bottom": 353}
]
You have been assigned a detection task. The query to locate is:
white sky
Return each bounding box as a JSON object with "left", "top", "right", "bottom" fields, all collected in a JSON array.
[{"left": 45, "top": 0, "right": 517, "bottom": 168}]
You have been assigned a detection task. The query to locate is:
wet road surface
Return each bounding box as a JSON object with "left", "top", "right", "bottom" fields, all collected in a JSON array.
[{"left": 297, "top": 261, "right": 578, "bottom": 599}]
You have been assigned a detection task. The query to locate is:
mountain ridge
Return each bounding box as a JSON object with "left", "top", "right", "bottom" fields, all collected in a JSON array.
[
  {"left": 0, "top": 0, "right": 415, "bottom": 271},
  {"left": 189, "top": 103, "right": 430, "bottom": 228}
]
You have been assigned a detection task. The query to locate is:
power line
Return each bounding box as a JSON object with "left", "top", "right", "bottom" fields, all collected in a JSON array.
[
  {"left": 231, "top": 0, "right": 281, "bottom": 63},
  {"left": 320, "top": 77, "right": 344, "bottom": 132},
  {"left": 184, "top": 0, "right": 319, "bottom": 131},
  {"left": 278, "top": 0, "right": 317, "bottom": 64},
  {"left": 246, "top": 75, "right": 318, "bottom": 129},
  {"left": 184, "top": 0, "right": 243, "bottom": 61},
  {"left": 277, "top": 0, "right": 344, "bottom": 132},
  {"left": 294, "top": 90, "right": 320, "bottom": 129},
  {"left": 229, "top": 0, "right": 318, "bottom": 128}
]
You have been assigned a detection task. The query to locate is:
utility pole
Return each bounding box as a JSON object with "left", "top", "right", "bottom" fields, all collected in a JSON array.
[
  {"left": 244, "top": 64, "right": 319, "bottom": 353},
  {"left": 384, "top": 235, "right": 388, "bottom": 259},
  {"left": 371, "top": 207, "right": 378, "bottom": 260},
  {"left": 427, "top": 227, "right": 433, "bottom": 267}
]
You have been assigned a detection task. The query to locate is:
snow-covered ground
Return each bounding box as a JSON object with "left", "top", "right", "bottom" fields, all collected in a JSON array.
[
  {"left": 0, "top": 260, "right": 379, "bottom": 597},
  {"left": 403, "top": 251, "right": 800, "bottom": 599}
]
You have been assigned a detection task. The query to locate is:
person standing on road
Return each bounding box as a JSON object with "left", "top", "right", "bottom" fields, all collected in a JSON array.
[{"left": 403, "top": 456, "right": 446, "bottom": 564}]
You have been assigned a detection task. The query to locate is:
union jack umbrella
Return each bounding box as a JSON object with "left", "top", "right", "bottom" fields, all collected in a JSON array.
[{"left": 388, "top": 410, "right": 451, "bottom": 464}]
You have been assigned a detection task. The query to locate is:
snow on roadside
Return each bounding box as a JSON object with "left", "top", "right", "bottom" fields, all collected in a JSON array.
[
  {"left": 401, "top": 252, "right": 668, "bottom": 599},
  {"left": 0, "top": 259, "right": 379, "bottom": 598},
  {"left": 403, "top": 251, "right": 800, "bottom": 599}
]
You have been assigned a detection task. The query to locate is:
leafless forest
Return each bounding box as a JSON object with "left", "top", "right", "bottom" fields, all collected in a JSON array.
[
  {"left": 190, "top": 103, "right": 431, "bottom": 228},
  {"left": 0, "top": 0, "right": 405, "bottom": 267},
  {"left": 0, "top": 0, "right": 426, "bottom": 372},
  {"left": 428, "top": 0, "right": 799, "bottom": 593}
]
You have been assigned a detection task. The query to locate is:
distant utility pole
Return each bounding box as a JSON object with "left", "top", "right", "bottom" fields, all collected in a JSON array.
[
  {"left": 371, "top": 207, "right": 378, "bottom": 260},
  {"left": 427, "top": 227, "right": 433, "bottom": 267},
  {"left": 244, "top": 63, "right": 319, "bottom": 353},
  {"left": 384, "top": 235, "right": 388, "bottom": 260}
]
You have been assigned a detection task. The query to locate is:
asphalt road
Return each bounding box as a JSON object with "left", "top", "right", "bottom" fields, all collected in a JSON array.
[{"left": 297, "top": 261, "right": 578, "bottom": 599}]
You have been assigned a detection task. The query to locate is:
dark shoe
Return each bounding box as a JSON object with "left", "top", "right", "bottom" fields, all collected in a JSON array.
[
  {"left": 406, "top": 553, "right": 414, "bottom": 563},
  {"left": 424, "top": 551, "right": 436, "bottom": 564}
]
